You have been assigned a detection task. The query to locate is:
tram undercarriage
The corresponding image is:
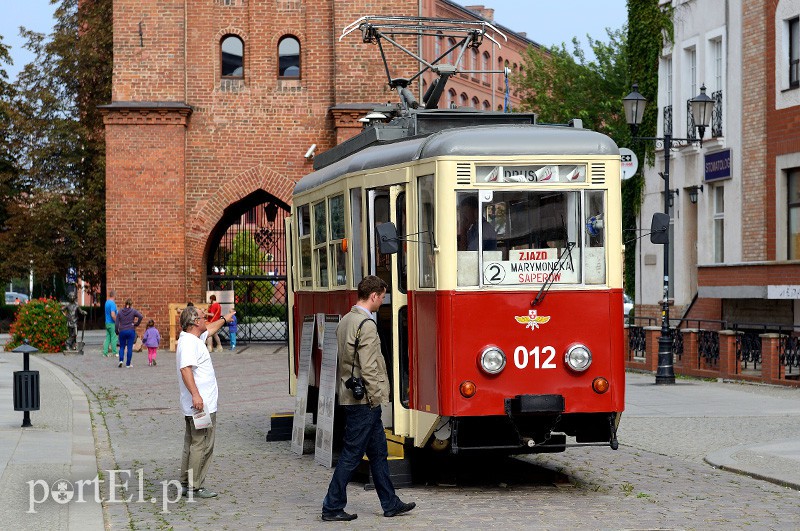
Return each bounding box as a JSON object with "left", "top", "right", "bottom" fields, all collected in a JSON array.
[{"left": 431, "top": 410, "right": 620, "bottom": 455}]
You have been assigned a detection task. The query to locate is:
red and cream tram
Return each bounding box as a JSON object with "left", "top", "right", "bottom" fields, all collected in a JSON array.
[{"left": 285, "top": 108, "right": 624, "bottom": 454}]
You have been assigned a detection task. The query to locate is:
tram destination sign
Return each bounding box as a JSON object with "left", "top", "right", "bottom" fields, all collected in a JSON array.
[
  {"left": 483, "top": 248, "right": 578, "bottom": 285},
  {"left": 477, "top": 165, "right": 586, "bottom": 184}
]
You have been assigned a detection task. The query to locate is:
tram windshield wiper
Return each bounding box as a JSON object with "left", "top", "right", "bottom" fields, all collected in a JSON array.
[{"left": 532, "top": 241, "right": 576, "bottom": 307}]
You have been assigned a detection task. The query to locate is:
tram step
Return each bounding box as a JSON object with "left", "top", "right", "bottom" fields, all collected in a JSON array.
[
  {"left": 266, "top": 411, "right": 294, "bottom": 442},
  {"left": 355, "top": 456, "right": 413, "bottom": 490}
]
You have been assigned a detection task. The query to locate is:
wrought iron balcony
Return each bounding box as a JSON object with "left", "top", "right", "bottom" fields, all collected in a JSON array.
[
  {"left": 711, "top": 90, "right": 723, "bottom": 138},
  {"left": 686, "top": 99, "right": 696, "bottom": 140},
  {"left": 662, "top": 105, "right": 672, "bottom": 136}
]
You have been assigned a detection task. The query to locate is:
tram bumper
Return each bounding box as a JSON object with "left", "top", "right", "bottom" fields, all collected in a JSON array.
[{"left": 504, "top": 394, "right": 565, "bottom": 415}]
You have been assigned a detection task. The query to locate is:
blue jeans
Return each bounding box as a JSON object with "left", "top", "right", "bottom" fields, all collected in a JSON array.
[
  {"left": 322, "top": 405, "right": 402, "bottom": 514},
  {"left": 118, "top": 329, "right": 136, "bottom": 366},
  {"left": 229, "top": 331, "right": 236, "bottom": 348}
]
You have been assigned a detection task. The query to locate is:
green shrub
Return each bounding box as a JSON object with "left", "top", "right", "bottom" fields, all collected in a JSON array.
[{"left": 4, "top": 298, "right": 69, "bottom": 353}]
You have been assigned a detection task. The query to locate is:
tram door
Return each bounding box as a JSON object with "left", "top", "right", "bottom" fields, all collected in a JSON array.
[{"left": 366, "top": 185, "right": 409, "bottom": 433}]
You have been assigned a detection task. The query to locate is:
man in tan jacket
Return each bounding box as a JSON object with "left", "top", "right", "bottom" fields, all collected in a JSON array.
[{"left": 321, "top": 276, "right": 416, "bottom": 522}]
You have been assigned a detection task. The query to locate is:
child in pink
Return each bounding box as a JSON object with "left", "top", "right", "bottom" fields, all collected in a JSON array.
[{"left": 142, "top": 319, "right": 161, "bottom": 366}]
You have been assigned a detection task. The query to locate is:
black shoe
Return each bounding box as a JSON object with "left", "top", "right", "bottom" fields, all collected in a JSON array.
[
  {"left": 321, "top": 511, "right": 358, "bottom": 522},
  {"left": 384, "top": 501, "right": 415, "bottom": 517}
]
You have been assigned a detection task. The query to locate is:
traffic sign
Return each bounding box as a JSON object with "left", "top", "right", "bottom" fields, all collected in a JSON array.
[{"left": 620, "top": 148, "right": 638, "bottom": 180}]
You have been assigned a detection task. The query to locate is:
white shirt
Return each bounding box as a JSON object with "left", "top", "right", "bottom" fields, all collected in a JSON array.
[{"left": 176, "top": 331, "right": 218, "bottom": 416}]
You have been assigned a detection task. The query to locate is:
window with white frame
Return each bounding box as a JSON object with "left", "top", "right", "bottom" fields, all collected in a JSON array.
[
  {"left": 789, "top": 169, "right": 800, "bottom": 259},
  {"left": 711, "top": 38, "right": 723, "bottom": 93},
  {"left": 713, "top": 185, "right": 725, "bottom": 263},
  {"left": 666, "top": 56, "right": 673, "bottom": 106},
  {"left": 687, "top": 47, "right": 697, "bottom": 97},
  {"left": 790, "top": 17, "right": 800, "bottom": 87}
]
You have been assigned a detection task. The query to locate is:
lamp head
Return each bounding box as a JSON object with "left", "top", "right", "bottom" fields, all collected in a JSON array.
[{"left": 623, "top": 83, "right": 647, "bottom": 134}]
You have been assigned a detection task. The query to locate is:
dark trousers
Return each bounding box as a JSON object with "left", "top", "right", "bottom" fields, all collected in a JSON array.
[
  {"left": 118, "top": 329, "right": 136, "bottom": 366},
  {"left": 322, "top": 404, "right": 401, "bottom": 514}
]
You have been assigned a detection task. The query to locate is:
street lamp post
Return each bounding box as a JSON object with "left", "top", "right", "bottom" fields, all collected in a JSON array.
[{"left": 623, "top": 83, "right": 714, "bottom": 385}]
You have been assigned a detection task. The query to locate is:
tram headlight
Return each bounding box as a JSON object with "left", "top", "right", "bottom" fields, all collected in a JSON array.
[
  {"left": 479, "top": 346, "right": 506, "bottom": 375},
  {"left": 565, "top": 344, "right": 592, "bottom": 372}
]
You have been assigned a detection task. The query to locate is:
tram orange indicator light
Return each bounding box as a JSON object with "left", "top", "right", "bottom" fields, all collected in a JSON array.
[
  {"left": 459, "top": 381, "right": 477, "bottom": 398},
  {"left": 592, "top": 377, "right": 609, "bottom": 394},
  {"left": 342, "top": 238, "right": 348, "bottom": 252}
]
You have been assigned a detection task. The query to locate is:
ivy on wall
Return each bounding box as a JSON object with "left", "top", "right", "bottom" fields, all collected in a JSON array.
[{"left": 623, "top": 0, "right": 673, "bottom": 299}]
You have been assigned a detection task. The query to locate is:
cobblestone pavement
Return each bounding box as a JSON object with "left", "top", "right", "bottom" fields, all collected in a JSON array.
[{"left": 45, "top": 345, "right": 800, "bottom": 530}]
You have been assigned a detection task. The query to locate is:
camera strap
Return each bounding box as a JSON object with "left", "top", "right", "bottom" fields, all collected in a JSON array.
[{"left": 350, "top": 317, "right": 374, "bottom": 380}]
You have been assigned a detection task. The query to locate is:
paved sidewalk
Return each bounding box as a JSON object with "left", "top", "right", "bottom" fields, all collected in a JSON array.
[
  {"left": 0, "top": 341, "right": 104, "bottom": 529},
  {"left": 0, "top": 330, "right": 798, "bottom": 528}
]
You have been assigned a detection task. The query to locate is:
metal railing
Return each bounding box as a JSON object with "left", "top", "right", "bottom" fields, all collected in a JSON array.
[
  {"left": 711, "top": 90, "right": 723, "bottom": 138},
  {"left": 663, "top": 105, "right": 672, "bottom": 136},
  {"left": 625, "top": 317, "right": 800, "bottom": 384}
]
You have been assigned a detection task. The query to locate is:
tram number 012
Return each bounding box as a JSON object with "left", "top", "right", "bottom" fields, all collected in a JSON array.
[{"left": 514, "top": 345, "right": 557, "bottom": 369}]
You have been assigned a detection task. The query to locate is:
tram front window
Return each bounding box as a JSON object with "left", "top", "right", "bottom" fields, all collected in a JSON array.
[{"left": 456, "top": 190, "right": 587, "bottom": 287}]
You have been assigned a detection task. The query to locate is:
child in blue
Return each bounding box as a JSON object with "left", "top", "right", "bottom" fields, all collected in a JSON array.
[{"left": 228, "top": 312, "right": 238, "bottom": 350}]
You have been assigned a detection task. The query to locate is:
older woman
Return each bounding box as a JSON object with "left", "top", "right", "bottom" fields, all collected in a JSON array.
[{"left": 117, "top": 298, "right": 143, "bottom": 368}]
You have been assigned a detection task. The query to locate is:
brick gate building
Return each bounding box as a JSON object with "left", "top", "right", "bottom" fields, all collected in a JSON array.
[{"left": 100, "top": 1, "right": 536, "bottom": 337}]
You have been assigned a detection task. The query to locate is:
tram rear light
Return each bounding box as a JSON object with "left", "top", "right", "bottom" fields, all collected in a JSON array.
[
  {"left": 459, "top": 381, "right": 476, "bottom": 398},
  {"left": 592, "top": 377, "right": 609, "bottom": 394},
  {"left": 341, "top": 238, "right": 348, "bottom": 252}
]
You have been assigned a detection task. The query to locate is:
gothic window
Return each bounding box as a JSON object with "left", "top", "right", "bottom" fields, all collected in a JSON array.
[
  {"left": 221, "top": 35, "right": 244, "bottom": 78},
  {"left": 278, "top": 36, "right": 300, "bottom": 78}
]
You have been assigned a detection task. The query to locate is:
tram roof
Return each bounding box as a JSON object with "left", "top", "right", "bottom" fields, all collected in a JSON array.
[{"left": 294, "top": 123, "right": 619, "bottom": 196}]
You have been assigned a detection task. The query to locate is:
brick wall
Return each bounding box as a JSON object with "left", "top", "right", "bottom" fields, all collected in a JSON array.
[
  {"left": 741, "top": 0, "right": 768, "bottom": 261},
  {"left": 106, "top": 0, "right": 536, "bottom": 336},
  {"left": 767, "top": 1, "right": 800, "bottom": 261}
]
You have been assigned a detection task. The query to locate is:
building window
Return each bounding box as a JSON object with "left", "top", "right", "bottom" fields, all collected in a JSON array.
[
  {"left": 789, "top": 169, "right": 800, "bottom": 259},
  {"left": 278, "top": 36, "right": 300, "bottom": 78},
  {"left": 447, "top": 89, "right": 456, "bottom": 109},
  {"left": 471, "top": 96, "right": 480, "bottom": 109},
  {"left": 448, "top": 38, "right": 457, "bottom": 64},
  {"left": 713, "top": 184, "right": 725, "bottom": 263},
  {"left": 665, "top": 56, "right": 672, "bottom": 106},
  {"left": 482, "top": 51, "right": 489, "bottom": 83},
  {"left": 790, "top": 17, "right": 800, "bottom": 87},
  {"left": 435, "top": 32, "right": 442, "bottom": 60},
  {"left": 221, "top": 35, "right": 244, "bottom": 77},
  {"left": 483, "top": 100, "right": 490, "bottom": 110},
  {"left": 460, "top": 93, "right": 468, "bottom": 107}
]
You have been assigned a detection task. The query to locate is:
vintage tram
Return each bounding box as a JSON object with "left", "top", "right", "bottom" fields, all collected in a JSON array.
[{"left": 285, "top": 17, "right": 624, "bottom": 455}]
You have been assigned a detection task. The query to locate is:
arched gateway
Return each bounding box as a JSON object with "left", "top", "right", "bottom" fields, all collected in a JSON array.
[{"left": 206, "top": 191, "right": 290, "bottom": 342}]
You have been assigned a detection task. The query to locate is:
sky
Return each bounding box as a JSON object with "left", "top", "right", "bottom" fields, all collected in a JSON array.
[{"left": 0, "top": 1, "right": 627, "bottom": 81}]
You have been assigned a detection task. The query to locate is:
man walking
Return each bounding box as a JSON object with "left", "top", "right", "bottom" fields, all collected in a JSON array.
[
  {"left": 102, "top": 290, "right": 117, "bottom": 357},
  {"left": 176, "top": 304, "right": 235, "bottom": 498},
  {"left": 321, "top": 276, "right": 415, "bottom": 521}
]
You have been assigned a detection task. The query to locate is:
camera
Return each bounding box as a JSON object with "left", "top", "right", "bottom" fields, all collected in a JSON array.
[{"left": 345, "top": 376, "right": 365, "bottom": 400}]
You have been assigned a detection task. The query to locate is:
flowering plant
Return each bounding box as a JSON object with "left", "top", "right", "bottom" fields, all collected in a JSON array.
[{"left": 4, "top": 298, "right": 69, "bottom": 353}]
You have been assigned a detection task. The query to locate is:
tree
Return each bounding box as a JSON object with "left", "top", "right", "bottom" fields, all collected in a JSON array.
[
  {"left": 0, "top": 0, "right": 111, "bottom": 297},
  {"left": 225, "top": 231, "right": 275, "bottom": 313},
  {"left": 514, "top": 27, "right": 630, "bottom": 142}
]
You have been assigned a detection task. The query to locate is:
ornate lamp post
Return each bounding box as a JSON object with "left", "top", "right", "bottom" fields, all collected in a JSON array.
[{"left": 623, "top": 83, "right": 714, "bottom": 384}]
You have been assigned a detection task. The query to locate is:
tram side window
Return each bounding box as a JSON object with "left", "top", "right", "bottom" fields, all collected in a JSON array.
[
  {"left": 313, "top": 200, "right": 329, "bottom": 287},
  {"left": 329, "top": 194, "right": 347, "bottom": 286},
  {"left": 456, "top": 191, "right": 500, "bottom": 286},
  {"left": 350, "top": 188, "right": 365, "bottom": 286},
  {"left": 298, "top": 204, "right": 312, "bottom": 287},
  {"left": 418, "top": 175, "right": 435, "bottom": 288},
  {"left": 584, "top": 190, "right": 606, "bottom": 285}
]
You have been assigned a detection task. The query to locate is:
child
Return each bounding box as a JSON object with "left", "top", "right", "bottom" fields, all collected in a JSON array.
[
  {"left": 229, "top": 312, "right": 238, "bottom": 350},
  {"left": 142, "top": 319, "right": 161, "bottom": 366}
]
